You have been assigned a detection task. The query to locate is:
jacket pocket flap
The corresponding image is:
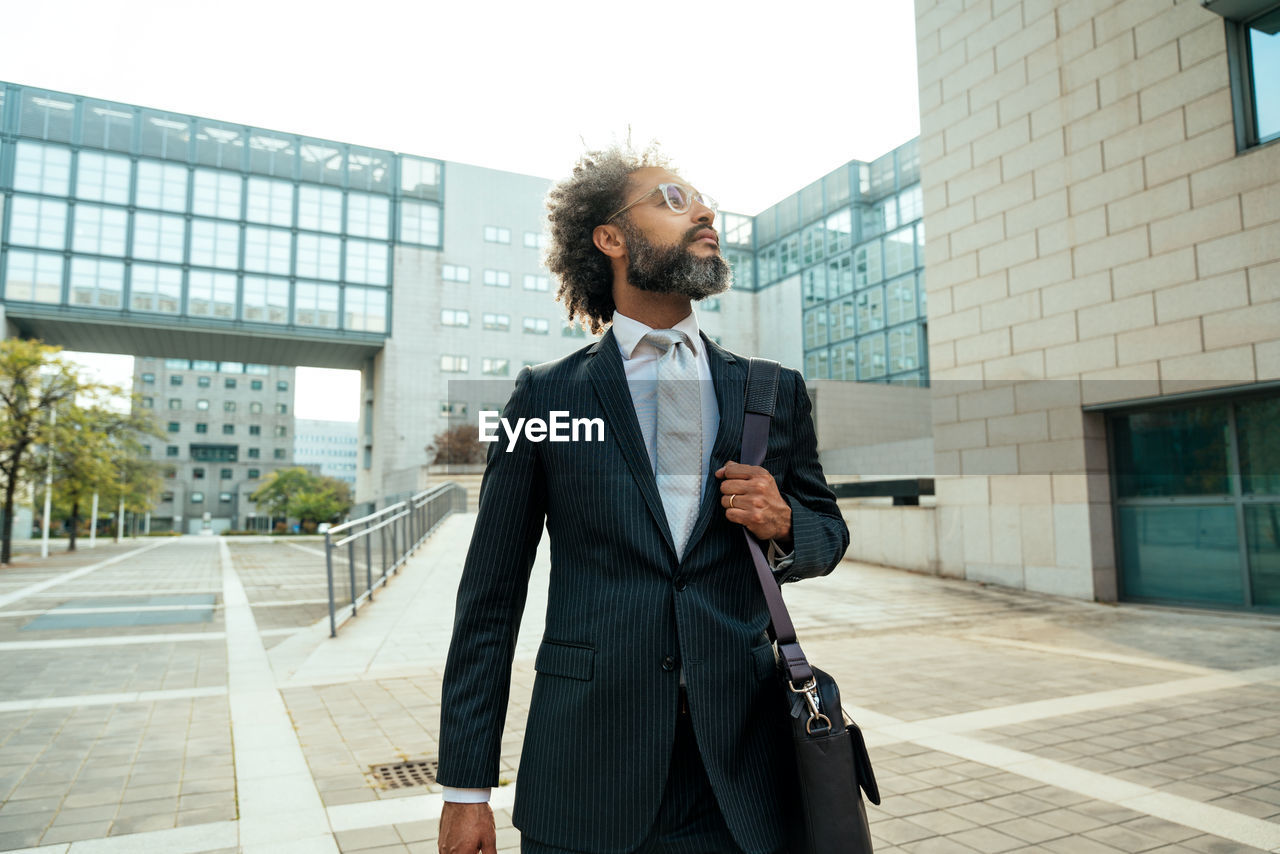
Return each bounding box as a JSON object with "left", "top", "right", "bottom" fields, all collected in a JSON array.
[
  {"left": 535, "top": 640, "right": 595, "bottom": 681},
  {"left": 751, "top": 642, "right": 777, "bottom": 682}
]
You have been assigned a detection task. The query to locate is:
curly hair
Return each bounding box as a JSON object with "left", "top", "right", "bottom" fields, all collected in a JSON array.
[{"left": 545, "top": 143, "right": 671, "bottom": 335}]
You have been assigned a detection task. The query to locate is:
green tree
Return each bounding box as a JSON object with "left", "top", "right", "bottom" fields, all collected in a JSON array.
[
  {"left": 0, "top": 341, "right": 87, "bottom": 564},
  {"left": 250, "top": 467, "right": 353, "bottom": 531},
  {"left": 45, "top": 401, "right": 163, "bottom": 550}
]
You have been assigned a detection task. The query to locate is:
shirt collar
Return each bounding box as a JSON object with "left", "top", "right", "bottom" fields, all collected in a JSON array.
[{"left": 611, "top": 309, "right": 703, "bottom": 361}]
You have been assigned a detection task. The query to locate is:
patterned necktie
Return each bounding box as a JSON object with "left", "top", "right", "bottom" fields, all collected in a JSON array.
[{"left": 642, "top": 330, "right": 703, "bottom": 558}]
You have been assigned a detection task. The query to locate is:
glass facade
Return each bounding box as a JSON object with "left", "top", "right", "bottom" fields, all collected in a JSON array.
[
  {"left": 1109, "top": 391, "right": 1280, "bottom": 611},
  {"left": 720, "top": 140, "right": 927, "bottom": 386},
  {"left": 0, "top": 82, "right": 445, "bottom": 338}
]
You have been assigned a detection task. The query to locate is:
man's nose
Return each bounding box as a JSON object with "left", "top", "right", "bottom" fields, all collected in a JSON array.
[{"left": 691, "top": 200, "right": 715, "bottom": 226}]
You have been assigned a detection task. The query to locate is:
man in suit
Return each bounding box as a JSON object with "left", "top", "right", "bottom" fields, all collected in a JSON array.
[{"left": 437, "top": 146, "right": 849, "bottom": 854}]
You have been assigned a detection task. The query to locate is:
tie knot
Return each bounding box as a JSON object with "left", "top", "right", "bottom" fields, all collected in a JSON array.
[{"left": 642, "top": 329, "right": 692, "bottom": 354}]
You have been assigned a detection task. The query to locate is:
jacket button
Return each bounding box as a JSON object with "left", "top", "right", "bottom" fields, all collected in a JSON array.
[
  {"left": 661, "top": 656, "right": 676, "bottom": 672},
  {"left": 674, "top": 579, "right": 687, "bottom": 592}
]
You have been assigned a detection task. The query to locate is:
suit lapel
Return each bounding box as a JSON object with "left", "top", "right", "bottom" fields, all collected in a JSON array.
[
  {"left": 587, "top": 328, "right": 676, "bottom": 558},
  {"left": 683, "top": 334, "right": 743, "bottom": 558}
]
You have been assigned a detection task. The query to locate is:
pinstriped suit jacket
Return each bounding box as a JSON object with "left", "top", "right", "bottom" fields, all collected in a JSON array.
[{"left": 437, "top": 329, "right": 849, "bottom": 854}]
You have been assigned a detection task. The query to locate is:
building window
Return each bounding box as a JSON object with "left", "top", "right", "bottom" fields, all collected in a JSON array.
[
  {"left": 441, "top": 308, "right": 470, "bottom": 327},
  {"left": 523, "top": 231, "right": 548, "bottom": 249},
  {"left": 1224, "top": 10, "right": 1280, "bottom": 148},
  {"left": 239, "top": 275, "right": 287, "bottom": 323},
  {"left": 248, "top": 468, "right": 260, "bottom": 479},
  {"left": 246, "top": 176, "right": 294, "bottom": 227},
  {"left": 194, "top": 399, "right": 208, "bottom": 411},
  {"left": 219, "top": 492, "right": 234, "bottom": 503},
  {"left": 225, "top": 378, "right": 237, "bottom": 389},
  {"left": 273, "top": 448, "right": 286, "bottom": 459},
  {"left": 440, "top": 355, "right": 469, "bottom": 373},
  {"left": 72, "top": 204, "right": 128, "bottom": 256},
  {"left": 298, "top": 185, "right": 343, "bottom": 233},
  {"left": 161, "top": 491, "right": 174, "bottom": 503},
  {"left": 190, "top": 491, "right": 204, "bottom": 503},
  {"left": 296, "top": 234, "right": 341, "bottom": 280},
  {"left": 276, "top": 403, "right": 288, "bottom": 415},
  {"left": 8, "top": 197, "right": 68, "bottom": 250},
  {"left": 249, "top": 425, "right": 261, "bottom": 436},
  {"left": 222, "top": 424, "right": 235, "bottom": 435},
  {"left": 244, "top": 226, "right": 292, "bottom": 276},
  {"left": 189, "top": 220, "right": 240, "bottom": 269},
  {"left": 274, "top": 425, "right": 287, "bottom": 437},
  {"left": 523, "top": 274, "right": 550, "bottom": 292},
  {"left": 248, "top": 447, "right": 260, "bottom": 459},
  {"left": 142, "top": 373, "right": 156, "bottom": 384},
  {"left": 135, "top": 160, "right": 188, "bottom": 212},
  {"left": 562, "top": 320, "right": 587, "bottom": 338},
  {"left": 483, "top": 313, "right": 510, "bottom": 331},
  {"left": 169, "top": 375, "right": 184, "bottom": 387},
  {"left": 192, "top": 168, "right": 242, "bottom": 220},
  {"left": 14, "top": 142, "right": 72, "bottom": 195},
  {"left": 141, "top": 397, "right": 154, "bottom": 409},
  {"left": 194, "top": 376, "right": 208, "bottom": 388},
  {"left": 224, "top": 401, "right": 236, "bottom": 412},
  {"left": 166, "top": 445, "right": 179, "bottom": 457},
  {"left": 168, "top": 398, "right": 182, "bottom": 410},
  {"left": 347, "top": 192, "right": 390, "bottom": 240},
  {"left": 220, "top": 468, "right": 234, "bottom": 480},
  {"left": 251, "top": 379, "right": 263, "bottom": 390},
  {"left": 483, "top": 269, "right": 510, "bottom": 287},
  {"left": 277, "top": 380, "right": 289, "bottom": 392},
  {"left": 193, "top": 467, "right": 205, "bottom": 480},
  {"left": 167, "top": 421, "right": 180, "bottom": 433},
  {"left": 523, "top": 317, "right": 549, "bottom": 335},
  {"left": 195, "top": 423, "right": 208, "bottom": 433},
  {"left": 484, "top": 225, "right": 511, "bottom": 244},
  {"left": 482, "top": 358, "right": 510, "bottom": 376},
  {"left": 250, "top": 402, "right": 263, "bottom": 414},
  {"left": 440, "top": 400, "right": 468, "bottom": 416},
  {"left": 345, "top": 238, "right": 388, "bottom": 285},
  {"left": 442, "top": 264, "right": 470, "bottom": 282},
  {"left": 400, "top": 200, "right": 441, "bottom": 246}
]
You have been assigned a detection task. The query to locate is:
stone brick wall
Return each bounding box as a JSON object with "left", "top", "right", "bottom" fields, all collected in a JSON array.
[{"left": 914, "top": 0, "right": 1280, "bottom": 598}]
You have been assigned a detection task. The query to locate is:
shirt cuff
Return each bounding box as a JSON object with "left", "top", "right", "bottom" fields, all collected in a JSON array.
[
  {"left": 767, "top": 539, "right": 795, "bottom": 572},
  {"left": 442, "top": 786, "right": 491, "bottom": 803}
]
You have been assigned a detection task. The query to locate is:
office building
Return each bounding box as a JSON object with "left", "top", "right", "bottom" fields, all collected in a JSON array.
[
  {"left": 133, "top": 358, "right": 294, "bottom": 533},
  {"left": 911, "top": 0, "right": 1279, "bottom": 611},
  {"left": 293, "top": 419, "right": 358, "bottom": 486}
]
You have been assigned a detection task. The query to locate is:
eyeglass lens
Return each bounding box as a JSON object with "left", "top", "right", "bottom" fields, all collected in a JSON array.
[{"left": 660, "top": 184, "right": 716, "bottom": 213}]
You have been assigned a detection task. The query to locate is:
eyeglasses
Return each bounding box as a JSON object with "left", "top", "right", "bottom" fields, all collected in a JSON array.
[{"left": 606, "top": 182, "right": 718, "bottom": 222}]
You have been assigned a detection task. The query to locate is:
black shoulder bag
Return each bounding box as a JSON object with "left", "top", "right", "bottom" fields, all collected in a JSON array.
[{"left": 741, "top": 357, "right": 880, "bottom": 854}]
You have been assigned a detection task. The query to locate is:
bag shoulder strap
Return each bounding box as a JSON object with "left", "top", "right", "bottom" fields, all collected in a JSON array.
[{"left": 742, "top": 358, "right": 813, "bottom": 687}]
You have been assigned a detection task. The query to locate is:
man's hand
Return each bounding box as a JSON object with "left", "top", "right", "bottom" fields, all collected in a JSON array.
[
  {"left": 716, "top": 460, "right": 792, "bottom": 543},
  {"left": 438, "top": 802, "right": 496, "bottom": 854}
]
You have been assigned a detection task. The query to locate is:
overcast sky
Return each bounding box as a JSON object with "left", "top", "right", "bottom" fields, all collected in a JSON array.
[{"left": 5, "top": 0, "right": 921, "bottom": 419}]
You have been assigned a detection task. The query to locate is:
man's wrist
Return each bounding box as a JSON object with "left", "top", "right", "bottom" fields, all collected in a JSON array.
[{"left": 441, "top": 786, "right": 491, "bottom": 804}]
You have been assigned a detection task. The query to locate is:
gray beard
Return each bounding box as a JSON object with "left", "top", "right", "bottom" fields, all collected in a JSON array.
[{"left": 620, "top": 219, "right": 731, "bottom": 300}]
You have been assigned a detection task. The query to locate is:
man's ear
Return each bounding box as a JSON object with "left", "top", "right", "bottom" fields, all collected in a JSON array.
[{"left": 592, "top": 223, "right": 627, "bottom": 259}]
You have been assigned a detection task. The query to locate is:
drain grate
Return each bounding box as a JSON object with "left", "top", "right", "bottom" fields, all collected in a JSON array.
[{"left": 369, "top": 759, "right": 438, "bottom": 789}]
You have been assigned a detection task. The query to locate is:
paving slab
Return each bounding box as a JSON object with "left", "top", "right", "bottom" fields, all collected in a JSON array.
[{"left": 1, "top": 514, "right": 1279, "bottom": 853}]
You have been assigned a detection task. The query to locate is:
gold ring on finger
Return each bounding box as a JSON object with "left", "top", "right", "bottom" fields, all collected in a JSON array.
[{"left": 729, "top": 495, "right": 736, "bottom": 509}]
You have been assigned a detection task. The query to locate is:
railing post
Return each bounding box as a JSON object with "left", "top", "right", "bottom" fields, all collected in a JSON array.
[
  {"left": 348, "top": 533, "right": 358, "bottom": 617},
  {"left": 380, "top": 518, "right": 388, "bottom": 581},
  {"left": 365, "top": 517, "right": 374, "bottom": 599},
  {"left": 325, "top": 530, "right": 337, "bottom": 638}
]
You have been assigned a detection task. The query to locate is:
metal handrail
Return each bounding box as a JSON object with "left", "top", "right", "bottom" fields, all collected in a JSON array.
[{"left": 323, "top": 481, "right": 467, "bottom": 637}]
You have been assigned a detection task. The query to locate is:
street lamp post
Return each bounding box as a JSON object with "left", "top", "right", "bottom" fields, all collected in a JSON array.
[{"left": 89, "top": 492, "right": 99, "bottom": 548}]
